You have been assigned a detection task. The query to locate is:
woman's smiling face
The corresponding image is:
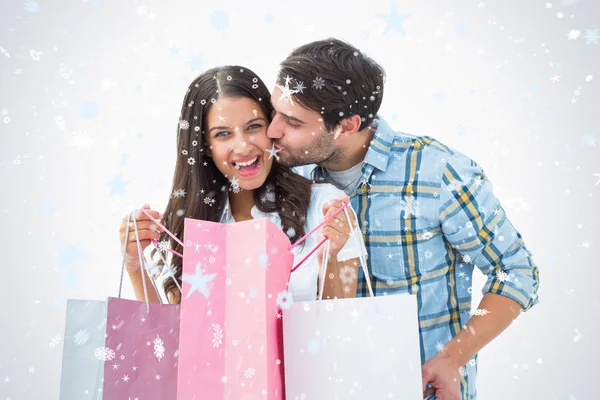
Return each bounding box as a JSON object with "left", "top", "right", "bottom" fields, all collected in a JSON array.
[{"left": 204, "top": 96, "right": 274, "bottom": 191}]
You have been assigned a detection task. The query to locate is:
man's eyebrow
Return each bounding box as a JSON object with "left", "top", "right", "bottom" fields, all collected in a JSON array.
[{"left": 278, "top": 112, "right": 305, "bottom": 124}]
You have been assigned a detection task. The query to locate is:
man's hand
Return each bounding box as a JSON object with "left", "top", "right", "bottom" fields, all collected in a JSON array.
[{"left": 422, "top": 352, "right": 462, "bottom": 400}]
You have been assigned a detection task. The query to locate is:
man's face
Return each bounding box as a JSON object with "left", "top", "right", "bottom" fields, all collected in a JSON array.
[{"left": 266, "top": 86, "right": 338, "bottom": 168}]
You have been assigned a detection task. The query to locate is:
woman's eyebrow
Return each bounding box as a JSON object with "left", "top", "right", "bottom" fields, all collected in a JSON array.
[{"left": 246, "top": 117, "right": 266, "bottom": 124}]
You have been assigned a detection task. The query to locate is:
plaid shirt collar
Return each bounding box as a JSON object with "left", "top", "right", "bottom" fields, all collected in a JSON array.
[{"left": 310, "top": 116, "right": 408, "bottom": 181}]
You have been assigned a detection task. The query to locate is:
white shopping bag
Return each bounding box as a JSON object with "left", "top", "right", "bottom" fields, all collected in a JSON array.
[{"left": 282, "top": 207, "right": 423, "bottom": 399}]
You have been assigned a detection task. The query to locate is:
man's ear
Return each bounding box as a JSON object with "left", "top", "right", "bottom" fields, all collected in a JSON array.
[{"left": 335, "top": 114, "right": 362, "bottom": 139}]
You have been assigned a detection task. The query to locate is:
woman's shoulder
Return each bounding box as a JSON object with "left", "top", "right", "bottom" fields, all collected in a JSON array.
[{"left": 307, "top": 183, "right": 347, "bottom": 218}]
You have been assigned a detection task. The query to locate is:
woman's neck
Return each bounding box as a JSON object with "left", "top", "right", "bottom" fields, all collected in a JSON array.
[{"left": 229, "top": 189, "right": 255, "bottom": 221}]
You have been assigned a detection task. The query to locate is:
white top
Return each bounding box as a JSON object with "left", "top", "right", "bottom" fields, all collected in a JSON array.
[{"left": 220, "top": 183, "right": 367, "bottom": 301}]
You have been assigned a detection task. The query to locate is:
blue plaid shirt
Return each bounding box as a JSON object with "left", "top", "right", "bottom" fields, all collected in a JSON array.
[{"left": 304, "top": 117, "right": 540, "bottom": 400}]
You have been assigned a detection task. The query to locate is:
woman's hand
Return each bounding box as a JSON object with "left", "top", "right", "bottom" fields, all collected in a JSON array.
[{"left": 119, "top": 203, "right": 163, "bottom": 274}]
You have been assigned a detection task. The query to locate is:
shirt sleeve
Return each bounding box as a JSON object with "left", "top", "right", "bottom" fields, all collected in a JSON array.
[
  {"left": 438, "top": 152, "right": 540, "bottom": 311},
  {"left": 312, "top": 183, "right": 368, "bottom": 263}
]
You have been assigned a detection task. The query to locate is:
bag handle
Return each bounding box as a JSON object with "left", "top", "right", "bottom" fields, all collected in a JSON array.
[
  {"left": 317, "top": 206, "right": 375, "bottom": 300},
  {"left": 118, "top": 209, "right": 182, "bottom": 309},
  {"left": 118, "top": 211, "right": 151, "bottom": 311},
  {"left": 139, "top": 208, "right": 184, "bottom": 258},
  {"left": 289, "top": 201, "right": 348, "bottom": 273}
]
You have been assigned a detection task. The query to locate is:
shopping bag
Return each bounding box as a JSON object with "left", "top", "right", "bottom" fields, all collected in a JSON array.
[
  {"left": 59, "top": 299, "right": 108, "bottom": 400},
  {"left": 176, "top": 217, "right": 294, "bottom": 400},
  {"left": 101, "top": 210, "right": 181, "bottom": 399},
  {"left": 282, "top": 208, "right": 424, "bottom": 399}
]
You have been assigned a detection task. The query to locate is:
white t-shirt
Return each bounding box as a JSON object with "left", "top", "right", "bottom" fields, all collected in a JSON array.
[{"left": 220, "top": 183, "right": 367, "bottom": 301}]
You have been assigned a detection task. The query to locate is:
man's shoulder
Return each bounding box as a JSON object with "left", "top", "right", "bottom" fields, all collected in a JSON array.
[{"left": 377, "top": 131, "right": 460, "bottom": 181}]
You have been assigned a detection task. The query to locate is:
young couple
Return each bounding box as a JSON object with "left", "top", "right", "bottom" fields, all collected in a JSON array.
[{"left": 119, "top": 38, "right": 540, "bottom": 400}]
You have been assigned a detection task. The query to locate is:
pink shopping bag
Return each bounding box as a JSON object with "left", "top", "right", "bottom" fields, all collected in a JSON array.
[
  {"left": 100, "top": 210, "right": 181, "bottom": 399},
  {"left": 178, "top": 217, "right": 293, "bottom": 400}
]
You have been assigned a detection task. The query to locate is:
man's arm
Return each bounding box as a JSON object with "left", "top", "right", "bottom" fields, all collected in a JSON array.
[{"left": 422, "top": 152, "right": 540, "bottom": 398}]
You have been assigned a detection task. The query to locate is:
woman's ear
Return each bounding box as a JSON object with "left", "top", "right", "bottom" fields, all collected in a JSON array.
[{"left": 202, "top": 145, "right": 212, "bottom": 158}]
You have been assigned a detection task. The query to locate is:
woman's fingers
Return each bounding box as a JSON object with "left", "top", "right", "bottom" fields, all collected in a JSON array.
[{"left": 126, "top": 228, "right": 161, "bottom": 242}]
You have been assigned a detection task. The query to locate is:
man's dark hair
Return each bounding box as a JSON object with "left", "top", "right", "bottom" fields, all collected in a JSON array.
[{"left": 277, "top": 38, "right": 386, "bottom": 132}]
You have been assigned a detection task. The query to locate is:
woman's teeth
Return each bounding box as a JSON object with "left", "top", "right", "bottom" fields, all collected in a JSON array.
[{"left": 233, "top": 157, "right": 258, "bottom": 170}]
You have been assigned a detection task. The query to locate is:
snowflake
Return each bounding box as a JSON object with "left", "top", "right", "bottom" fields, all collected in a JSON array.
[
  {"left": 567, "top": 29, "right": 581, "bottom": 40},
  {"left": 30, "top": 49, "right": 42, "bottom": 61},
  {"left": 469, "top": 359, "right": 477, "bottom": 367},
  {"left": 179, "top": 119, "right": 190, "bottom": 130},
  {"left": 155, "top": 240, "right": 170, "bottom": 253},
  {"left": 225, "top": 278, "right": 232, "bottom": 286},
  {"left": 424, "top": 250, "right": 433, "bottom": 260},
  {"left": 212, "top": 324, "right": 223, "bottom": 348},
  {"left": 458, "top": 366, "right": 467, "bottom": 377},
  {"left": 421, "top": 231, "right": 434, "bottom": 240},
  {"left": 244, "top": 367, "right": 256, "bottom": 379},
  {"left": 496, "top": 270, "right": 510, "bottom": 282},
  {"left": 172, "top": 188, "right": 186, "bottom": 198},
  {"left": 94, "top": 347, "right": 116, "bottom": 361},
  {"left": 153, "top": 336, "right": 165, "bottom": 361},
  {"left": 187, "top": 157, "right": 196, "bottom": 165},
  {"left": 461, "top": 254, "right": 472, "bottom": 263},
  {"left": 59, "top": 65, "right": 72, "bottom": 79},
  {"left": 339, "top": 265, "right": 357, "bottom": 285},
  {"left": 230, "top": 177, "right": 240, "bottom": 193},
  {"left": 545, "top": 2, "right": 552, "bottom": 8},
  {"left": 204, "top": 196, "right": 213, "bottom": 205},
  {"left": 209, "top": 256, "right": 216, "bottom": 264},
  {"left": 293, "top": 81, "right": 306, "bottom": 93},
  {"left": 73, "top": 329, "right": 90, "bottom": 346},
  {"left": 312, "top": 77, "right": 325, "bottom": 89},
  {"left": 471, "top": 308, "right": 489, "bottom": 316},
  {"left": 398, "top": 196, "right": 419, "bottom": 217},
  {"left": 68, "top": 131, "right": 93, "bottom": 150},
  {"left": 1, "top": 109, "right": 7, "bottom": 115},
  {"left": 467, "top": 286, "right": 472, "bottom": 294},
  {"left": 162, "top": 263, "right": 177, "bottom": 278},
  {"left": 325, "top": 302, "right": 334, "bottom": 312},
  {"left": 49, "top": 335, "right": 61, "bottom": 348},
  {"left": 276, "top": 290, "right": 294, "bottom": 310},
  {"left": 28, "top": 367, "right": 35, "bottom": 374}
]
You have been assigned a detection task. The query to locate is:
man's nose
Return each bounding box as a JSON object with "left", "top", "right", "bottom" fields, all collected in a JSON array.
[{"left": 267, "top": 116, "right": 283, "bottom": 139}]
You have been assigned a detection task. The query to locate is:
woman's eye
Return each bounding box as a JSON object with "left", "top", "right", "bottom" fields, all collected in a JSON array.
[
  {"left": 215, "top": 130, "right": 229, "bottom": 138},
  {"left": 248, "top": 123, "right": 262, "bottom": 130}
]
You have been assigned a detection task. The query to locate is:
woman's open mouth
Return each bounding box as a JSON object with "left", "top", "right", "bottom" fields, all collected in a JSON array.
[{"left": 233, "top": 156, "right": 261, "bottom": 177}]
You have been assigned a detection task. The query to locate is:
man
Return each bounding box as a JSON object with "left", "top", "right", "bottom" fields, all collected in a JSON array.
[{"left": 266, "top": 38, "right": 540, "bottom": 400}]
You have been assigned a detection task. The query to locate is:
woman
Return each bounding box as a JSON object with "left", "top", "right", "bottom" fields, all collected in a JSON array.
[{"left": 118, "top": 65, "right": 366, "bottom": 304}]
